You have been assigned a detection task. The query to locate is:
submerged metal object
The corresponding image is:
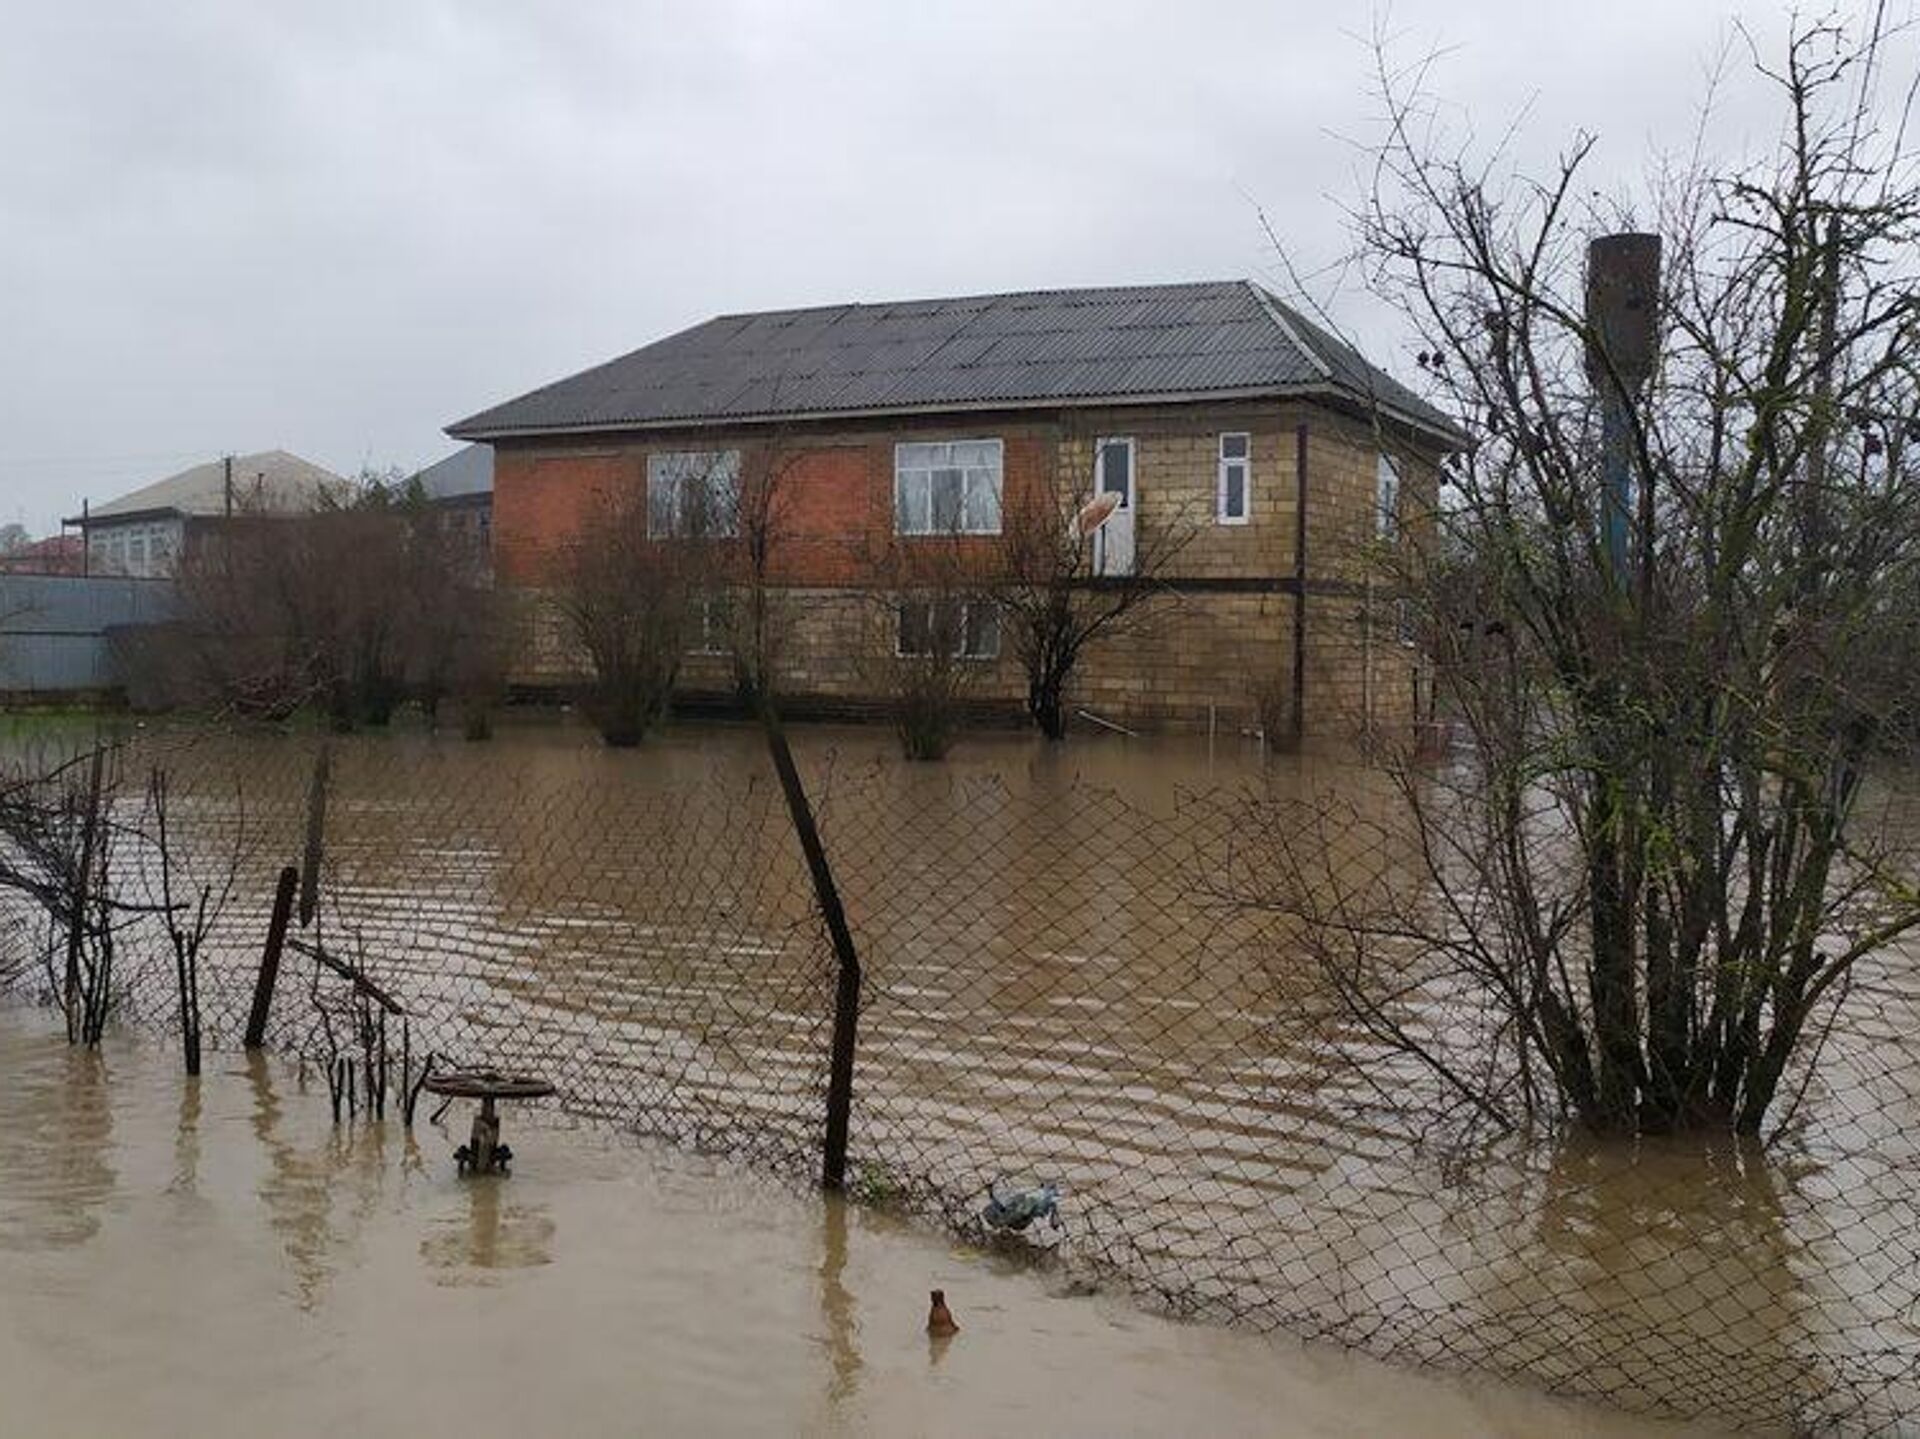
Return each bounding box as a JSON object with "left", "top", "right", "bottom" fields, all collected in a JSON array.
[
  {"left": 423, "top": 1070, "right": 555, "bottom": 1176},
  {"left": 982, "top": 1180, "right": 1062, "bottom": 1233}
]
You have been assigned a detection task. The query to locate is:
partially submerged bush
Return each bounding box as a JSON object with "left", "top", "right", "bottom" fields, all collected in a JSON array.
[
  {"left": 170, "top": 472, "right": 501, "bottom": 729},
  {"left": 557, "top": 487, "right": 708, "bottom": 747},
  {"left": 879, "top": 595, "right": 994, "bottom": 761}
]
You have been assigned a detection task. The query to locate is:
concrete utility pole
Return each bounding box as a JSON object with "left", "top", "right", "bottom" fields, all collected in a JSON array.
[
  {"left": 224, "top": 454, "right": 234, "bottom": 519},
  {"left": 1584, "top": 233, "right": 1662, "bottom": 585}
]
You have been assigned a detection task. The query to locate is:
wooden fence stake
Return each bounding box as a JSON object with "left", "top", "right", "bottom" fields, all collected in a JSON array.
[{"left": 244, "top": 865, "right": 299, "bottom": 1049}]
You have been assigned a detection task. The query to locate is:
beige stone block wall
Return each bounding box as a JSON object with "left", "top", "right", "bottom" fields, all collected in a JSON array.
[
  {"left": 1053, "top": 404, "right": 1299, "bottom": 582},
  {"left": 503, "top": 399, "right": 1445, "bottom": 742},
  {"left": 514, "top": 580, "right": 1433, "bottom": 741},
  {"left": 1296, "top": 585, "right": 1431, "bottom": 743},
  {"left": 1069, "top": 590, "right": 1289, "bottom": 734}
]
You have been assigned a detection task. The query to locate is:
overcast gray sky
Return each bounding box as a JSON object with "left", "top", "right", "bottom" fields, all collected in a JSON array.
[{"left": 0, "top": 0, "right": 1860, "bottom": 532}]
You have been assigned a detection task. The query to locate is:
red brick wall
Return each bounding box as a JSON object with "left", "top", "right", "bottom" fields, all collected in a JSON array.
[
  {"left": 493, "top": 426, "right": 1055, "bottom": 588},
  {"left": 493, "top": 446, "right": 634, "bottom": 585},
  {"left": 762, "top": 445, "right": 871, "bottom": 584}
]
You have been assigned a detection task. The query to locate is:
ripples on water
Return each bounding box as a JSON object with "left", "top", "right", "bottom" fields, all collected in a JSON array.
[
  {"left": 0, "top": 720, "right": 1914, "bottom": 1432},
  {"left": 0, "top": 1041, "right": 116, "bottom": 1251},
  {"left": 0, "top": 1005, "right": 1701, "bottom": 1438}
]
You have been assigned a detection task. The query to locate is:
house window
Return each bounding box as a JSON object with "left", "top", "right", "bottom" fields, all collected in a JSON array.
[
  {"left": 689, "top": 592, "right": 733, "bottom": 655},
  {"left": 648, "top": 450, "right": 740, "bottom": 537},
  {"left": 896, "top": 598, "right": 1000, "bottom": 659},
  {"left": 1218, "top": 433, "right": 1251, "bottom": 524},
  {"left": 894, "top": 440, "right": 1003, "bottom": 535},
  {"left": 1376, "top": 452, "right": 1401, "bottom": 541}
]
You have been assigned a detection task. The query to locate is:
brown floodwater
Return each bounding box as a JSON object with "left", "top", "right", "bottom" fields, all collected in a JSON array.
[
  {"left": 1, "top": 714, "right": 1913, "bottom": 1432},
  {"left": 0, "top": 1006, "right": 1718, "bottom": 1438}
]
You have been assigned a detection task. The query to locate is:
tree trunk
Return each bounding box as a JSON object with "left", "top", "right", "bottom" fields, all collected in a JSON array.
[
  {"left": 1586, "top": 781, "right": 1644, "bottom": 1131},
  {"left": 1028, "top": 668, "right": 1069, "bottom": 740}
]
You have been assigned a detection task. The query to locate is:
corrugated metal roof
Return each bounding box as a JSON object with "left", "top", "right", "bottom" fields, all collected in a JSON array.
[
  {"left": 447, "top": 280, "right": 1460, "bottom": 444},
  {"left": 413, "top": 444, "right": 493, "bottom": 501}
]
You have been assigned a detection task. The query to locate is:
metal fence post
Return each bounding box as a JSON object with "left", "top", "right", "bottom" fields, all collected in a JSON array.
[
  {"left": 298, "top": 744, "right": 330, "bottom": 928},
  {"left": 758, "top": 710, "right": 863, "bottom": 1191}
]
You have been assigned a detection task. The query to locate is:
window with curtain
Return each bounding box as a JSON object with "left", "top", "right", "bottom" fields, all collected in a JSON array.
[{"left": 894, "top": 440, "right": 1003, "bottom": 534}]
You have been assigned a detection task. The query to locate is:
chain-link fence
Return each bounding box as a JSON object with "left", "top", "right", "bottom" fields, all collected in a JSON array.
[{"left": 0, "top": 724, "right": 1914, "bottom": 1435}]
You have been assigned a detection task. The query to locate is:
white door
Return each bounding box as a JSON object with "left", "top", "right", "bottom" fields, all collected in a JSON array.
[{"left": 1093, "top": 437, "right": 1136, "bottom": 577}]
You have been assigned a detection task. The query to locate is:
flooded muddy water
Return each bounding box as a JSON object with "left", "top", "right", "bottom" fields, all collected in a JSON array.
[
  {"left": 0, "top": 715, "right": 1913, "bottom": 1431},
  {"left": 0, "top": 1007, "right": 1717, "bottom": 1437}
]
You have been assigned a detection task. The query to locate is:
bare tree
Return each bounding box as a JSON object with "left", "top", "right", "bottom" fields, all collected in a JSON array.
[
  {"left": 165, "top": 485, "right": 401, "bottom": 725},
  {"left": 165, "top": 471, "right": 507, "bottom": 729},
  {"left": 557, "top": 465, "right": 725, "bottom": 746},
  {"left": 722, "top": 437, "right": 804, "bottom": 712},
  {"left": 143, "top": 767, "right": 244, "bottom": 1075},
  {"left": 1228, "top": 15, "right": 1920, "bottom": 1139},
  {"left": 386, "top": 472, "right": 498, "bottom": 728},
  {"left": 443, "top": 582, "right": 517, "bottom": 740},
  {"left": 864, "top": 531, "right": 997, "bottom": 760},
  {"left": 997, "top": 431, "right": 1196, "bottom": 739}
]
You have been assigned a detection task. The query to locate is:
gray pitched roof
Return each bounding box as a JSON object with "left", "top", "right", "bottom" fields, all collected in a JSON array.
[
  {"left": 446, "top": 280, "right": 1461, "bottom": 446},
  {"left": 413, "top": 444, "right": 493, "bottom": 502},
  {"left": 68, "top": 450, "right": 351, "bottom": 526}
]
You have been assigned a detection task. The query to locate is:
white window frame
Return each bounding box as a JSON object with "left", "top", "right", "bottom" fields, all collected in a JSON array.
[
  {"left": 894, "top": 597, "right": 1000, "bottom": 660},
  {"left": 1217, "top": 432, "right": 1251, "bottom": 525},
  {"left": 893, "top": 439, "right": 1003, "bottom": 536},
  {"left": 1094, "top": 435, "right": 1136, "bottom": 505},
  {"left": 146, "top": 524, "right": 173, "bottom": 573},
  {"left": 1376, "top": 452, "right": 1402, "bottom": 541},
  {"left": 647, "top": 450, "right": 740, "bottom": 538}
]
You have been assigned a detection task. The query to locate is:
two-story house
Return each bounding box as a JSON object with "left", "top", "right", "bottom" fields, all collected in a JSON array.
[{"left": 446, "top": 280, "right": 1460, "bottom": 739}]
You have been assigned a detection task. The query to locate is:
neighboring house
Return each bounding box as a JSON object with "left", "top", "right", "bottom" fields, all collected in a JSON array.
[
  {"left": 64, "top": 450, "right": 350, "bottom": 578},
  {"left": 411, "top": 444, "right": 494, "bottom": 577},
  {"left": 447, "top": 280, "right": 1461, "bottom": 737},
  {"left": 0, "top": 534, "right": 85, "bottom": 576}
]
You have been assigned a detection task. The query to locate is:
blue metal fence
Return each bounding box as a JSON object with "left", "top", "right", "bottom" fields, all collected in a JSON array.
[{"left": 0, "top": 575, "right": 177, "bottom": 694}]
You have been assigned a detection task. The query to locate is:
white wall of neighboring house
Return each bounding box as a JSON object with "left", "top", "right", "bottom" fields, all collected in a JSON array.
[{"left": 87, "top": 517, "right": 184, "bottom": 578}]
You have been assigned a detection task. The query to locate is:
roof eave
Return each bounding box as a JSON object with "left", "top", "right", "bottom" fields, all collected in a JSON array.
[
  {"left": 63, "top": 506, "right": 189, "bottom": 529},
  {"left": 448, "top": 382, "right": 1464, "bottom": 449},
  {"left": 1314, "top": 393, "right": 1470, "bottom": 453}
]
